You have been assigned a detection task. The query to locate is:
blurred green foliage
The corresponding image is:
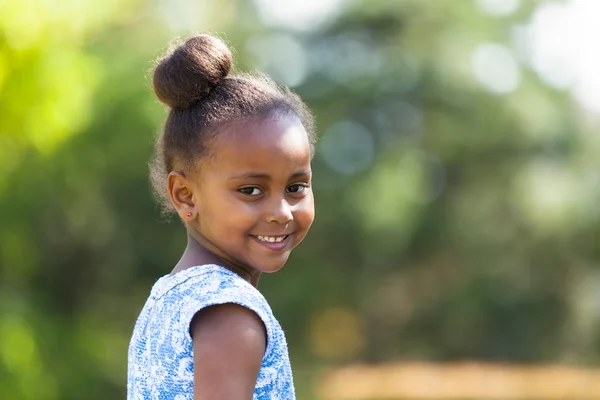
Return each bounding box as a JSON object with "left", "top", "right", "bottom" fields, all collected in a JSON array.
[{"left": 1, "top": 0, "right": 600, "bottom": 399}]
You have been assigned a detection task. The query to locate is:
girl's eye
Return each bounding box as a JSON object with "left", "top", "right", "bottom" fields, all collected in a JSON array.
[
  {"left": 288, "top": 184, "right": 308, "bottom": 194},
  {"left": 239, "top": 187, "right": 262, "bottom": 196}
]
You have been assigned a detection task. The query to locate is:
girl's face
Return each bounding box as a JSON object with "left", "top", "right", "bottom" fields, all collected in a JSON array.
[{"left": 187, "top": 116, "right": 314, "bottom": 274}]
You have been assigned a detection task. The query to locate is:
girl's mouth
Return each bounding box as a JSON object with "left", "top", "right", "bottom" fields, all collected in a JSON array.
[{"left": 251, "top": 234, "right": 291, "bottom": 251}]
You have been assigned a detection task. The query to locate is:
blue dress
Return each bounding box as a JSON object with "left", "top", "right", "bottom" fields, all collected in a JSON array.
[{"left": 127, "top": 264, "right": 295, "bottom": 399}]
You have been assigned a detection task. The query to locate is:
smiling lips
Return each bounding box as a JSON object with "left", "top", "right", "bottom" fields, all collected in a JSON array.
[
  {"left": 252, "top": 234, "right": 291, "bottom": 251},
  {"left": 256, "top": 235, "right": 288, "bottom": 243}
]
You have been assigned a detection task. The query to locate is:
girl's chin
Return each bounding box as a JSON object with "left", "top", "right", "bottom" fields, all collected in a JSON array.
[{"left": 249, "top": 256, "right": 290, "bottom": 274}]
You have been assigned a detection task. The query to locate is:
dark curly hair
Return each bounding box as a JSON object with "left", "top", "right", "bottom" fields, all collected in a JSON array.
[{"left": 150, "top": 34, "right": 316, "bottom": 213}]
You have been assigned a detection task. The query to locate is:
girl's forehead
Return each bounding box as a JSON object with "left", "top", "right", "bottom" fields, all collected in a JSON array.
[
  {"left": 212, "top": 117, "right": 309, "bottom": 154},
  {"left": 201, "top": 118, "right": 311, "bottom": 175}
]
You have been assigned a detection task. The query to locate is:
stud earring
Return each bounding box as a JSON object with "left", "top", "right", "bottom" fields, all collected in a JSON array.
[{"left": 186, "top": 212, "right": 192, "bottom": 218}]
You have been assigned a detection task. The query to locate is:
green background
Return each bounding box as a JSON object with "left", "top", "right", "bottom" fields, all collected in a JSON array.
[{"left": 1, "top": 0, "right": 600, "bottom": 398}]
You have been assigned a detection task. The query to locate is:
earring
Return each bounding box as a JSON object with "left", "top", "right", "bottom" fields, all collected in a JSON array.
[{"left": 186, "top": 212, "right": 192, "bottom": 218}]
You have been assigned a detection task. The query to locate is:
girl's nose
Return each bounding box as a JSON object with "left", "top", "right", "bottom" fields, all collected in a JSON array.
[{"left": 267, "top": 198, "right": 293, "bottom": 224}]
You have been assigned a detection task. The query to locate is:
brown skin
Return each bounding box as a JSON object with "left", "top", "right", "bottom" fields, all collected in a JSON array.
[
  {"left": 190, "top": 304, "right": 266, "bottom": 400},
  {"left": 167, "top": 116, "right": 315, "bottom": 399}
]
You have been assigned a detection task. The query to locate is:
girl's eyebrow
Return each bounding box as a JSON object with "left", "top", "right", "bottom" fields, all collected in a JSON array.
[{"left": 228, "top": 170, "right": 311, "bottom": 180}]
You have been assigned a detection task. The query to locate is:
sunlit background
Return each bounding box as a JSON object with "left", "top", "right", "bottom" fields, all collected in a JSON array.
[{"left": 2, "top": 0, "right": 600, "bottom": 399}]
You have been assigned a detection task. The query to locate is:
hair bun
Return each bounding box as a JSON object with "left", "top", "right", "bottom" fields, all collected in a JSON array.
[{"left": 153, "top": 34, "right": 233, "bottom": 109}]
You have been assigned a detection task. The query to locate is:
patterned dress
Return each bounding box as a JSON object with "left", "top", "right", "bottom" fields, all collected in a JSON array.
[{"left": 127, "top": 264, "right": 295, "bottom": 399}]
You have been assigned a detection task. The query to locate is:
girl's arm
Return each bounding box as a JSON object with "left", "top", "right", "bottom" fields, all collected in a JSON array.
[{"left": 190, "top": 303, "right": 266, "bottom": 400}]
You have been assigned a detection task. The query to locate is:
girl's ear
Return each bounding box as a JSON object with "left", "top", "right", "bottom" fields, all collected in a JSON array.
[{"left": 167, "top": 171, "right": 197, "bottom": 219}]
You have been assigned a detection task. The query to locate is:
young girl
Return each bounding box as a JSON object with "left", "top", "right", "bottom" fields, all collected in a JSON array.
[{"left": 127, "top": 34, "right": 316, "bottom": 399}]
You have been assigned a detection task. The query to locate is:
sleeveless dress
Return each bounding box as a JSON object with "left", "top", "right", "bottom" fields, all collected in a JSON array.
[{"left": 127, "top": 264, "right": 295, "bottom": 399}]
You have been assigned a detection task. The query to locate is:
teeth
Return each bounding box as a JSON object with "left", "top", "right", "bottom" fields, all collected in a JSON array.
[{"left": 257, "top": 235, "right": 287, "bottom": 243}]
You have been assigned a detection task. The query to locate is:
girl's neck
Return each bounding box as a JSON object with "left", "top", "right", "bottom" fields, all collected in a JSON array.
[{"left": 171, "top": 233, "right": 261, "bottom": 287}]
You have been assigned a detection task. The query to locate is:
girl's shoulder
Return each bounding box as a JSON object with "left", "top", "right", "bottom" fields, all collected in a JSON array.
[
  {"left": 148, "top": 264, "right": 274, "bottom": 332},
  {"left": 150, "top": 264, "right": 253, "bottom": 300}
]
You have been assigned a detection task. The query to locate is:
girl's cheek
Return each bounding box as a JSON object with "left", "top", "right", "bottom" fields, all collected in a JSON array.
[{"left": 298, "top": 198, "right": 315, "bottom": 223}]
